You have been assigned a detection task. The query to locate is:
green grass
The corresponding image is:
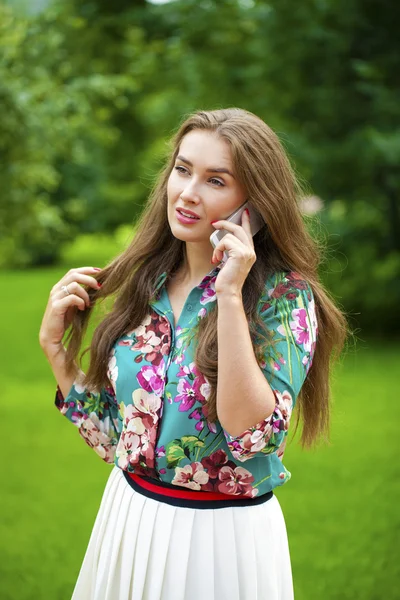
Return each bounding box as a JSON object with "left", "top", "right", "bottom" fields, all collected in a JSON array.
[{"left": 1, "top": 268, "right": 399, "bottom": 599}]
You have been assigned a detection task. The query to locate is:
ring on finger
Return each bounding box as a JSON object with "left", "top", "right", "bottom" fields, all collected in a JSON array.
[{"left": 61, "top": 285, "right": 71, "bottom": 297}]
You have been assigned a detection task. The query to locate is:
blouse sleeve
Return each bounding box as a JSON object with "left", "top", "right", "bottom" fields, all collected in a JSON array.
[
  {"left": 223, "top": 271, "right": 318, "bottom": 463},
  {"left": 55, "top": 374, "right": 121, "bottom": 464}
]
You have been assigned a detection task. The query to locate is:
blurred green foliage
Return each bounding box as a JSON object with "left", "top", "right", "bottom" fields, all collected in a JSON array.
[{"left": 0, "top": 0, "right": 399, "bottom": 333}]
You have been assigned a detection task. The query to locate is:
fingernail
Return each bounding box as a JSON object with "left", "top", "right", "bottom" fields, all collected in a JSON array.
[
  {"left": 210, "top": 220, "right": 219, "bottom": 225},
  {"left": 245, "top": 209, "right": 249, "bottom": 216},
  {"left": 93, "top": 267, "right": 102, "bottom": 271},
  {"left": 97, "top": 283, "right": 102, "bottom": 287}
]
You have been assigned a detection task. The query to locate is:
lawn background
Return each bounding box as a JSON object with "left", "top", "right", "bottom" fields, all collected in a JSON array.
[{"left": 1, "top": 268, "right": 399, "bottom": 599}]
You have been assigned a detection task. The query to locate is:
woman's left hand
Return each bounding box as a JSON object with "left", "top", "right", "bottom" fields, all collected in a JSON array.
[{"left": 211, "top": 209, "right": 257, "bottom": 296}]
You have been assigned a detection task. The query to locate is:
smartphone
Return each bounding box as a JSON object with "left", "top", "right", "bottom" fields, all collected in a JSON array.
[{"left": 209, "top": 201, "right": 264, "bottom": 263}]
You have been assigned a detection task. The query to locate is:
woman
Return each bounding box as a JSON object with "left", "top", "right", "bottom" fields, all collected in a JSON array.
[{"left": 39, "top": 108, "right": 349, "bottom": 600}]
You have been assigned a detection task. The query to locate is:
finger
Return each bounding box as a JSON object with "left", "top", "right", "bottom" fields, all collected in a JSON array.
[
  {"left": 63, "top": 272, "right": 102, "bottom": 290},
  {"left": 212, "top": 217, "right": 252, "bottom": 246},
  {"left": 213, "top": 233, "right": 243, "bottom": 262},
  {"left": 59, "top": 266, "right": 103, "bottom": 286},
  {"left": 213, "top": 231, "right": 257, "bottom": 264},
  {"left": 53, "top": 294, "right": 87, "bottom": 314},
  {"left": 54, "top": 281, "right": 92, "bottom": 308},
  {"left": 69, "top": 266, "right": 102, "bottom": 273}
]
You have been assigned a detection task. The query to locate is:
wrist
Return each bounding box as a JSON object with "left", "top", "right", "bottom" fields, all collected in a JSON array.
[{"left": 216, "top": 288, "right": 243, "bottom": 303}]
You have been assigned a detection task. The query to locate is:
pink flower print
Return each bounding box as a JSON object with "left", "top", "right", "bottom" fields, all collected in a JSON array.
[
  {"left": 137, "top": 364, "right": 165, "bottom": 395},
  {"left": 176, "top": 361, "right": 196, "bottom": 378},
  {"left": 199, "top": 379, "right": 211, "bottom": 401},
  {"left": 201, "top": 449, "right": 228, "bottom": 478},
  {"left": 159, "top": 468, "right": 167, "bottom": 474},
  {"left": 217, "top": 466, "right": 257, "bottom": 497},
  {"left": 134, "top": 328, "right": 162, "bottom": 355},
  {"left": 285, "top": 306, "right": 313, "bottom": 352},
  {"left": 116, "top": 431, "right": 141, "bottom": 469},
  {"left": 172, "top": 462, "right": 209, "bottom": 490},
  {"left": 273, "top": 354, "right": 286, "bottom": 372},
  {"left": 198, "top": 307, "right": 207, "bottom": 319},
  {"left": 199, "top": 285, "right": 217, "bottom": 305},
  {"left": 269, "top": 282, "right": 291, "bottom": 299},
  {"left": 175, "top": 352, "right": 185, "bottom": 364},
  {"left": 175, "top": 379, "right": 198, "bottom": 412},
  {"left": 287, "top": 271, "right": 303, "bottom": 281},
  {"left": 285, "top": 292, "right": 298, "bottom": 301},
  {"left": 158, "top": 318, "right": 170, "bottom": 336},
  {"left": 156, "top": 445, "right": 166, "bottom": 457},
  {"left": 107, "top": 353, "right": 118, "bottom": 392},
  {"left": 132, "top": 388, "right": 162, "bottom": 423},
  {"left": 141, "top": 430, "right": 156, "bottom": 463},
  {"left": 286, "top": 272, "right": 309, "bottom": 290},
  {"left": 276, "top": 436, "right": 287, "bottom": 460},
  {"left": 260, "top": 301, "right": 271, "bottom": 312},
  {"left": 130, "top": 312, "right": 171, "bottom": 365},
  {"left": 197, "top": 269, "right": 221, "bottom": 304},
  {"left": 189, "top": 408, "right": 202, "bottom": 421},
  {"left": 117, "top": 393, "right": 162, "bottom": 472},
  {"left": 127, "top": 314, "right": 152, "bottom": 338},
  {"left": 76, "top": 418, "right": 117, "bottom": 464},
  {"left": 175, "top": 362, "right": 210, "bottom": 413},
  {"left": 70, "top": 409, "right": 85, "bottom": 424},
  {"left": 274, "top": 389, "right": 293, "bottom": 431},
  {"left": 201, "top": 403, "right": 217, "bottom": 433},
  {"left": 308, "top": 298, "right": 318, "bottom": 340},
  {"left": 118, "top": 339, "right": 133, "bottom": 347}
]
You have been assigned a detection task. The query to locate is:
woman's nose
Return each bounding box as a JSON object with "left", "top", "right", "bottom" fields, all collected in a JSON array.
[{"left": 180, "top": 183, "right": 200, "bottom": 203}]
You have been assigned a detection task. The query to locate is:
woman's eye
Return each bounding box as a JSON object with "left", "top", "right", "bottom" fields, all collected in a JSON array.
[{"left": 175, "top": 166, "right": 224, "bottom": 187}]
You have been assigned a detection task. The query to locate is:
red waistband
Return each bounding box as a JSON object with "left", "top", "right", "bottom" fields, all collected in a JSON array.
[{"left": 127, "top": 472, "right": 251, "bottom": 501}]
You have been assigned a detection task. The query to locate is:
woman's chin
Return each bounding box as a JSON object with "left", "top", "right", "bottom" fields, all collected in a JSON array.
[{"left": 169, "top": 223, "right": 204, "bottom": 243}]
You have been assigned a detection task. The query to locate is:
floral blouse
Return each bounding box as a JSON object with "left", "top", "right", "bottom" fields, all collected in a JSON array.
[{"left": 55, "top": 265, "right": 318, "bottom": 499}]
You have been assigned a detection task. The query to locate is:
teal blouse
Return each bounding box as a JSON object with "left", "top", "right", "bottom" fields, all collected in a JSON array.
[{"left": 55, "top": 265, "right": 318, "bottom": 499}]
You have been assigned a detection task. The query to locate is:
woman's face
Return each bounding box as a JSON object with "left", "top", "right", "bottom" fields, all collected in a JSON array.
[{"left": 167, "top": 130, "right": 247, "bottom": 244}]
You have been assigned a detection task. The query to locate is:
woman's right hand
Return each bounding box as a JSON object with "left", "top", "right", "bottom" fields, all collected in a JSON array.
[{"left": 39, "top": 266, "right": 102, "bottom": 351}]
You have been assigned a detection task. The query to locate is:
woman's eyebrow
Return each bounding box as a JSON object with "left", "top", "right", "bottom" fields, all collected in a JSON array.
[{"left": 176, "top": 155, "right": 235, "bottom": 178}]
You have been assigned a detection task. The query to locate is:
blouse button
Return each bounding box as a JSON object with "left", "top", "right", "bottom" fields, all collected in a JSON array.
[{"left": 187, "top": 304, "right": 193, "bottom": 311}]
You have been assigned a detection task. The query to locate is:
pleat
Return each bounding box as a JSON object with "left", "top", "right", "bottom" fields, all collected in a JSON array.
[
  {"left": 160, "top": 506, "right": 196, "bottom": 600},
  {"left": 116, "top": 484, "right": 147, "bottom": 600},
  {"left": 128, "top": 496, "right": 160, "bottom": 599},
  {"left": 142, "top": 502, "right": 177, "bottom": 600},
  {"left": 213, "top": 507, "right": 241, "bottom": 600},
  {"left": 251, "top": 499, "right": 280, "bottom": 599},
  {"left": 183, "top": 508, "right": 215, "bottom": 600},
  {"left": 71, "top": 465, "right": 123, "bottom": 600},
  {"left": 268, "top": 496, "right": 294, "bottom": 600},
  {"left": 230, "top": 505, "right": 257, "bottom": 599},
  {"left": 92, "top": 472, "right": 131, "bottom": 599},
  {"left": 102, "top": 476, "right": 143, "bottom": 600}
]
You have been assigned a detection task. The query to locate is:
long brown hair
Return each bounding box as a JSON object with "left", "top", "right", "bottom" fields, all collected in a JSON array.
[{"left": 64, "top": 108, "right": 351, "bottom": 449}]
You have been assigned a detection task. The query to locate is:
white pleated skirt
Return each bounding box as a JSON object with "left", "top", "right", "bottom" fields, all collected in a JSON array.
[{"left": 71, "top": 466, "right": 294, "bottom": 600}]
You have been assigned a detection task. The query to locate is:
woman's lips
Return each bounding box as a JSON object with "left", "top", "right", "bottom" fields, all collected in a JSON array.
[{"left": 176, "top": 208, "right": 201, "bottom": 224}]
